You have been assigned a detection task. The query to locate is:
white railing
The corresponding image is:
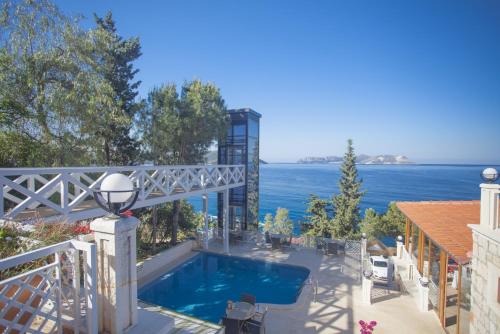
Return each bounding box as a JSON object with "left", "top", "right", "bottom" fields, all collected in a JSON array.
[
  {"left": 0, "top": 164, "right": 245, "bottom": 222},
  {"left": 0, "top": 239, "right": 97, "bottom": 334}
]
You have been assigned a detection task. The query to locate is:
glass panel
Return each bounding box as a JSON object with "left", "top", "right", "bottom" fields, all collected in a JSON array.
[
  {"left": 248, "top": 118, "right": 259, "bottom": 138},
  {"left": 412, "top": 225, "right": 419, "bottom": 266},
  {"left": 423, "top": 235, "right": 430, "bottom": 276},
  {"left": 459, "top": 265, "right": 472, "bottom": 334},
  {"left": 429, "top": 242, "right": 441, "bottom": 311},
  {"left": 233, "top": 124, "right": 246, "bottom": 137},
  {"left": 445, "top": 257, "right": 459, "bottom": 333}
]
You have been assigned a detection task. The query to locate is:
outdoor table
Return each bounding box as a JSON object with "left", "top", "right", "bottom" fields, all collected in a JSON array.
[
  {"left": 226, "top": 301, "right": 256, "bottom": 321},
  {"left": 271, "top": 234, "right": 286, "bottom": 239}
]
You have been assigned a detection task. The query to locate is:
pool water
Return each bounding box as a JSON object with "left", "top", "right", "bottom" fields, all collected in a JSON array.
[{"left": 138, "top": 252, "right": 310, "bottom": 323}]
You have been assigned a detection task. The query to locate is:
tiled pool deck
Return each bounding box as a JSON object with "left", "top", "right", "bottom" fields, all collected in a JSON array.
[{"left": 204, "top": 240, "right": 444, "bottom": 334}]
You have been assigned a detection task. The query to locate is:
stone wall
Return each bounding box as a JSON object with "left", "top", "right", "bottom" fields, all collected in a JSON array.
[
  {"left": 470, "top": 227, "right": 500, "bottom": 334},
  {"left": 136, "top": 240, "right": 195, "bottom": 285}
]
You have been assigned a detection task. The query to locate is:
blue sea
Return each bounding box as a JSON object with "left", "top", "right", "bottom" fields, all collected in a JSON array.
[{"left": 190, "top": 164, "right": 498, "bottom": 233}]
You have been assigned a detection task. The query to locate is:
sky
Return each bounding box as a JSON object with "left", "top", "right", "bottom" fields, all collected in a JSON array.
[{"left": 55, "top": 0, "right": 500, "bottom": 164}]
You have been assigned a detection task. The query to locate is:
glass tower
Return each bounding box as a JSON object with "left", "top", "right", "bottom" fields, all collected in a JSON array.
[{"left": 217, "top": 108, "right": 261, "bottom": 231}]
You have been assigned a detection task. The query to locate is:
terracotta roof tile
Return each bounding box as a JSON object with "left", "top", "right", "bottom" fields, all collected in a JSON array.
[{"left": 396, "top": 200, "right": 479, "bottom": 264}]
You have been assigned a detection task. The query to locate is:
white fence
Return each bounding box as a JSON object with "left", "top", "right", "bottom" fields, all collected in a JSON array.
[
  {"left": 0, "top": 240, "right": 97, "bottom": 334},
  {"left": 0, "top": 164, "right": 245, "bottom": 222}
]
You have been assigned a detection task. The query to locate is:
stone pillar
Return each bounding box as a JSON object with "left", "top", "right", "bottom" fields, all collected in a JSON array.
[
  {"left": 91, "top": 216, "right": 139, "bottom": 334},
  {"left": 361, "top": 238, "right": 367, "bottom": 260},
  {"left": 362, "top": 276, "right": 372, "bottom": 305},
  {"left": 418, "top": 278, "right": 430, "bottom": 311},
  {"left": 223, "top": 189, "right": 230, "bottom": 254},
  {"left": 396, "top": 240, "right": 403, "bottom": 259},
  {"left": 203, "top": 193, "right": 209, "bottom": 249},
  {"left": 468, "top": 183, "right": 500, "bottom": 334}
]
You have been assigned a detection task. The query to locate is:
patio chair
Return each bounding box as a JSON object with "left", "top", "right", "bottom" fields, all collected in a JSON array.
[
  {"left": 327, "top": 242, "right": 338, "bottom": 255},
  {"left": 245, "top": 307, "right": 268, "bottom": 334},
  {"left": 271, "top": 237, "right": 281, "bottom": 250},
  {"left": 264, "top": 231, "right": 271, "bottom": 244},
  {"left": 222, "top": 317, "right": 242, "bottom": 334},
  {"left": 240, "top": 292, "right": 257, "bottom": 305}
]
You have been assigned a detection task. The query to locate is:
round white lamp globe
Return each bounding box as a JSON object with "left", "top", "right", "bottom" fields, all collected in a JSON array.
[
  {"left": 481, "top": 167, "right": 499, "bottom": 183},
  {"left": 100, "top": 173, "right": 134, "bottom": 203},
  {"left": 397, "top": 235, "right": 403, "bottom": 242}
]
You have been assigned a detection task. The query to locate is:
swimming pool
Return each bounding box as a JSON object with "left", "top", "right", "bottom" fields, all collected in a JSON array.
[{"left": 138, "top": 251, "right": 310, "bottom": 323}]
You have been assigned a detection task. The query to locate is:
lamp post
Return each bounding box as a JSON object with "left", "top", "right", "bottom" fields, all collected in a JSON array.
[
  {"left": 93, "top": 173, "right": 139, "bottom": 217},
  {"left": 90, "top": 173, "right": 141, "bottom": 333},
  {"left": 396, "top": 235, "right": 404, "bottom": 259},
  {"left": 481, "top": 167, "right": 499, "bottom": 183}
]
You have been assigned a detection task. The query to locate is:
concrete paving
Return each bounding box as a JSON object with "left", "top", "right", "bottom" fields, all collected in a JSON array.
[{"left": 207, "top": 240, "right": 444, "bottom": 334}]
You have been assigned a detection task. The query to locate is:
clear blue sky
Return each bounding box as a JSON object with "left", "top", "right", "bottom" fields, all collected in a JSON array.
[{"left": 56, "top": 0, "right": 500, "bottom": 164}]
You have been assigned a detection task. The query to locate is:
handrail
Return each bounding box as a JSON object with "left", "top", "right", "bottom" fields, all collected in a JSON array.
[{"left": 1, "top": 164, "right": 245, "bottom": 222}]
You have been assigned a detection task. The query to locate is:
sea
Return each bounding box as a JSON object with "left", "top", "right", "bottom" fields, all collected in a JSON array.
[{"left": 190, "top": 164, "right": 499, "bottom": 234}]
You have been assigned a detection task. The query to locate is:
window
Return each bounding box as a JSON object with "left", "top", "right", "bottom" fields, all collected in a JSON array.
[{"left": 373, "top": 261, "right": 388, "bottom": 268}]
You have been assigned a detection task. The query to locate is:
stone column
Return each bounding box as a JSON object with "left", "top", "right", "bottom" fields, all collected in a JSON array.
[
  {"left": 396, "top": 240, "right": 403, "bottom": 259},
  {"left": 362, "top": 276, "right": 372, "bottom": 305},
  {"left": 418, "top": 278, "right": 430, "bottom": 311},
  {"left": 91, "top": 216, "right": 139, "bottom": 334}
]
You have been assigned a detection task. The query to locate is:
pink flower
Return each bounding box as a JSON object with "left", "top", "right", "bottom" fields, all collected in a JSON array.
[
  {"left": 359, "top": 320, "right": 366, "bottom": 326},
  {"left": 370, "top": 321, "right": 377, "bottom": 327}
]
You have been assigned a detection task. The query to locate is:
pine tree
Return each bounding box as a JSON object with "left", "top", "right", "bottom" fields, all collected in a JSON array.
[
  {"left": 303, "top": 194, "right": 333, "bottom": 237},
  {"left": 332, "top": 139, "right": 365, "bottom": 239},
  {"left": 93, "top": 11, "right": 141, "bottom": 165}
]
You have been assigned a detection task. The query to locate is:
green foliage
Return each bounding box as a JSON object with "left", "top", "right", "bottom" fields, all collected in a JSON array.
[
  {"left": 360, "top": 203, "right": 406, "bottom": 239},
  {"left": 332, "top": 139, "right": 365, "bottom": 239},
  {"left": 138, "top": 80, "right": 227, "bottom": 165},
  {"left": 302, "top": 194, "right": 333, "bottom": 237},
  {"left": 262, "top": 208, "right": 293, "bottom": 235},
  {"left": 0, "top": 1, "right": 141, "bottom": 167},
  {"left": 137, "top": 80, "right": 227, "bottom": 244},
  {"left": 360, "top": 208, "right": 382, "bottom": 238},
  {"left": 263, "top": 213, "right": 274, "bottom": 232},
  {"left": 91, "top": 12, "right": 141, "bottom": 165}
]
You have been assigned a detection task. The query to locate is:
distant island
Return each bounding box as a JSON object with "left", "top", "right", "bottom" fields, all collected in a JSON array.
[{"left": 298, "top": 154, "right": 414, "bottom": 165}]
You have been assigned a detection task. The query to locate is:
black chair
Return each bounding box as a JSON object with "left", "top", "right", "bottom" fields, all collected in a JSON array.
[
  {"left": 264, "top": 231, "right": 271, "bottom": 244},
  {"left": 240, "top": 292, "right": 256, "bottom": 305},
  {"left": 222, "top": 317, "right": 242, "bottom": 334},
  {"left": 327, "top": 242, "right": 338, "bottom": 255},
  {"left": 245, "top": 308, "right": 267, "bottom": 334},
  {"left": 271, "top": 237, "right": 281, "bottom": 250}
]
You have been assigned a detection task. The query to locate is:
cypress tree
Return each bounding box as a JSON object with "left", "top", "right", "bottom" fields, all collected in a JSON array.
[{"left": 332, "top": 139, "right": 365, "bottom": 239}]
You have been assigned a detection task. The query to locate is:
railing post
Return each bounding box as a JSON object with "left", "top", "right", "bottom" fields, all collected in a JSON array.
[
  {"left": 72, "top": 249, "right": 81, "bottom": 334},
  {"left": 203, "top": 193, "right": 209, "bottom": 249},
  {"left": 55, "top": 252, "right": 63, "bottom": 334},
  {"left": 61, "top": 173, "right": 69, "bottom": 216},
  {"left": 223, "top": 189, "right": 230, "bottom": 254},
  {"left": 85, "top": 243, "right": 98, "bottom": 334},
  {"left": 0, "top": 180, "right": 3, "bottom": 219}
]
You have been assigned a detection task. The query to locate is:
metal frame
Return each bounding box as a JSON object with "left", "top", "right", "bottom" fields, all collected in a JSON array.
[{"left": 0, "top": 165, "right": 244, "bottom": 222}]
